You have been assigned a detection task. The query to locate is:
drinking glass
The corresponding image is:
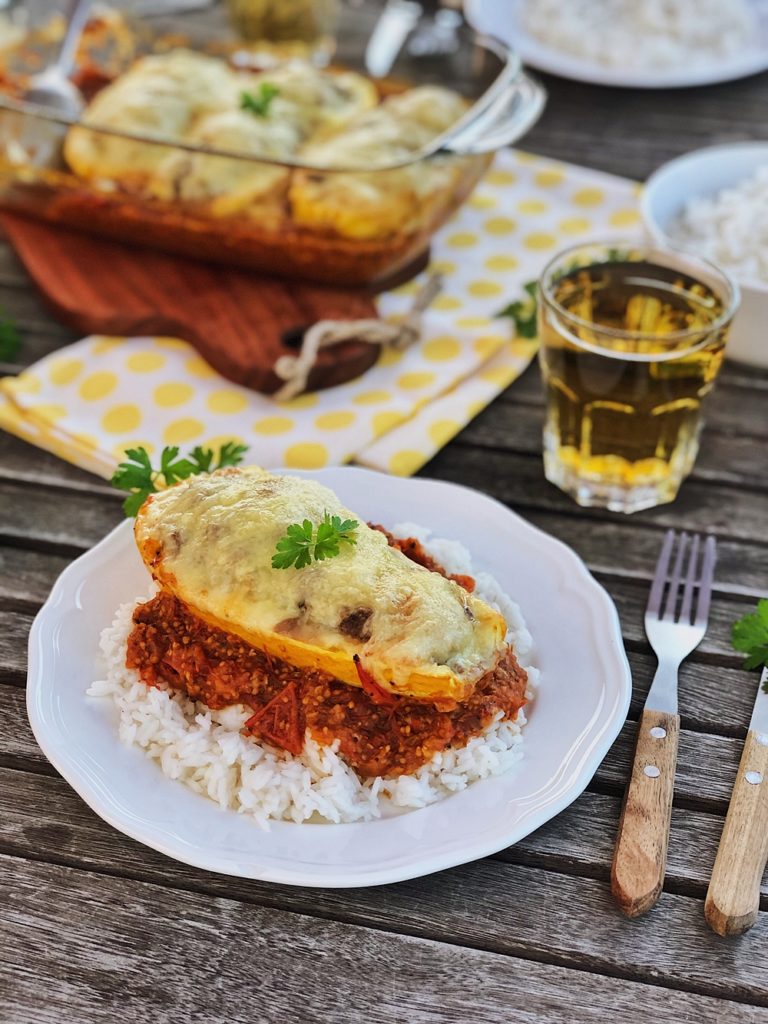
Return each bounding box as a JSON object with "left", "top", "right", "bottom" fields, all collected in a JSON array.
[
  {"left": 225, "top": 0, "right": 340, "bottom": 62},
  {"left": 537, "top": 241, "right": 739, "bottom": 513}
]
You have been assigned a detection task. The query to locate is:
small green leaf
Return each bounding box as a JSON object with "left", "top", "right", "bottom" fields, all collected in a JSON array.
[
  {"left": 497, "top": 279, "right": 538, "bottom": 339},
  {"left": 160, "top": 445, "right": 198, "bottom": 484},
  {"left": 122, "top": 489, "right": 152, "bottom": 517},
  {"left": 0, "top": 308, "right": 21, "bottom": 361},
  {"left": 111, "top": 448, "right": 156, "bottom": 496},
  {"left": 216, "top": 442, "right": 249, "bottom": 469},
  {"left": 732, "top": 600, "right": 768, "bottom": 673},
  {"left": 110, "top": 441, "right": 250, "bottom": 517},
  {"left": 240, "top": 82, "right": 279, "bottom": 117},
  {"left": 272, "top": 512, "right": 359, "bottom": 570},
  {"left": 188, "top": 446, "right": 214, "bottom": 474}
]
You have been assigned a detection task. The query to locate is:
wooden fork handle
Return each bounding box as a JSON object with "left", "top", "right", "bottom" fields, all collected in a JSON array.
[
  {"left": 705, "top": 729, "right": 768, "bottom": 936},
  {"left": 611, "top": 709, "right": 680, "bottom": 918}
]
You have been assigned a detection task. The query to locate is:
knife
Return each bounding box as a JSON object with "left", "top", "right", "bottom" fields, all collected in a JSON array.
[{"left": 705, "top": 666, "right": 768, "bottom": 936}]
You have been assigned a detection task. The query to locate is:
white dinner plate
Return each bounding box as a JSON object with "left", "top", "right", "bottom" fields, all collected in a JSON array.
[
  {"left": 466, "top": 0, "right": 768, "bottom": 90},
  {"left": 27, "top": 468, "right": 631, "bottom": 887}
]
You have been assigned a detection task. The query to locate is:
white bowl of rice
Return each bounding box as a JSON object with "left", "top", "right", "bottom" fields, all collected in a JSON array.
[{"left": 641, "top": 141, "right": 768, "bottom": 368}]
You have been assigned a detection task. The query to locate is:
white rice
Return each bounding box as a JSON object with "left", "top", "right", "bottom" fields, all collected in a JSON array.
[
  {"left": 87, "top": 526, "right": 539, "bottom": 828},
  {"left": 668, "top": 164, "right": 768, "bottom": 284},
  {"left": 522, "top": 0, "right": 754, "bottom": 71}
]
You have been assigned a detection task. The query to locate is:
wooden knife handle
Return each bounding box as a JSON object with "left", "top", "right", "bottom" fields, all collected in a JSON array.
[
  {"left": 705, "top": 729, "right": 768, "bottom": 936},
  {"left": 611, "top": 709, "right": 680, "bottom": 918}
]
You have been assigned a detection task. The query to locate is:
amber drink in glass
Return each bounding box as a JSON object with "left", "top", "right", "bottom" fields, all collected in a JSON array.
[{"left": 537, "top": 242, "right": 738, "bottom": 512}]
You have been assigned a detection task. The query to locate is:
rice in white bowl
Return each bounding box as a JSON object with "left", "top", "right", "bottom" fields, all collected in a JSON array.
[
  {"left": 522, "top": 0, "right": 754, "bottom": 71},
  {"left": 667, "top": 164, "right": 768, "bottom": 284},
  {"left": 87, "top": 525, "right": 538, "bottom": 828}
]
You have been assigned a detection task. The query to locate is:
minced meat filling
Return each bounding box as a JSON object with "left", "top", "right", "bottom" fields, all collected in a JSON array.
[{"left": 126, "top": 547, "right": 527, "bottom": 778}]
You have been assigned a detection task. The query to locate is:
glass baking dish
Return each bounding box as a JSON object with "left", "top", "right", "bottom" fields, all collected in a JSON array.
[{"left": 0, "top": 1, "right": 546, "bottom": 285}]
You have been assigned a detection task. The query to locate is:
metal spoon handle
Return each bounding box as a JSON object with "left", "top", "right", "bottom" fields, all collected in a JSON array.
[{"left": 55, "top": 0, "right": 93, "bottom": 77}]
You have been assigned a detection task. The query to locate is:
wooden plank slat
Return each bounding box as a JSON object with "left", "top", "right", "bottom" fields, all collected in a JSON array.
[
  {"left": 2, "top": 767, "right": 761, "bottom": 907},
  {"left": 3, "top": 852, "right": 768, "bottom": 1021},
  {"left": 0, "top": 609, "right": 32, "bottom": 684},
  {"left": 523, "top": 70, "right": 768, "bottom": 179},
  {"left": 0, "top": 547, "right": 69, "bottom": 607},
  {"left": 7, "top": 442, "right": 766, "bottom": 561},
  {"left": 461, "top": 399, "right": 768, "bottom": 488},
  {"left": 425, "top": 445, "right": 768, "bottom": 546}
]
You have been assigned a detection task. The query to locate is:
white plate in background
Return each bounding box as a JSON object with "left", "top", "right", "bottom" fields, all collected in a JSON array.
[
  {"left": 466, "top": 0, "right": 768, "bottom": 89},
  {"left": 27, "top": 468, "right": 631, "bottom": 887}
]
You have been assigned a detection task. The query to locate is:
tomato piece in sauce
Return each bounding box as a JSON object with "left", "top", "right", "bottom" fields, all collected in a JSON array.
[{"left": 244, "top": 681, "right": 303, "bottom": 755}]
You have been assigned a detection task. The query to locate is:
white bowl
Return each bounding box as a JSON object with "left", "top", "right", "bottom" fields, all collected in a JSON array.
[{"left": 641, "top": 142, "right": 768, "bottom": 368}]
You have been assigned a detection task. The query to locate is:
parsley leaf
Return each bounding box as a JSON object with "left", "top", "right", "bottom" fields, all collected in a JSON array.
[
  {"left": 188, "top": 445, "right": 214, "bottom": 474},
  {"left": 732, "top": 600, "right": 768, "bottom": 676},
  {"left": 0, "top": 307, "right": 21, "bottom": 361},
  {"left": 272, "top": 512, "right": 359, "bottom": 570},
  {"left": 111, "top": 441, "right": 249, "bottom": 517},
  {"left": 159, "top": 445, "right": 197, "bottom": 485},
  {"left": 497, "top": 280, "right": 538, "bottom": 339},
  {"left": 240, "top": 82, "right": 279, "bottom": 117},
  {"left": 216, "top": 441, "right": 249, "bottom": 468}
]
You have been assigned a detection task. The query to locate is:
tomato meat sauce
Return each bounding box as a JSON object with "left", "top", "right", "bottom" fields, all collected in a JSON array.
[{"left": 126, "top": 540, "right": 528, "bottom": 778}]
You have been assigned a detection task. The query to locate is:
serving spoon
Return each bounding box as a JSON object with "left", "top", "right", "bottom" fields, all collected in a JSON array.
[{"left": 21, "top": 0, "right": 92, "bottom": 117}]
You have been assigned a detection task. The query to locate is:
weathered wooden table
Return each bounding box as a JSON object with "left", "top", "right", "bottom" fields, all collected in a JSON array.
[{"left": 3, "top": 64, "right": 768, "bottom": 1024}]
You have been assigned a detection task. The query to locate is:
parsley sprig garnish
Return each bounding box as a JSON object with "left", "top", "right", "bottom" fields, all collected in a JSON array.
[
  {"left": 240, "top": 82, "right": 279, "bottom": 117},
  {"left": 497, "top": 280, "right": 538, "bottom": 339},
  {"left": 111, "top": 442, "right": 248, "bottom": 517},
  {"left": 0, "top": 307, "right": 21, "bottom": 361},
  {"left": 272, "top": 512, "right": 359, "bottom": 570},
  {"left": 732, "top": 600, "right": 768, "bottom": 683}
]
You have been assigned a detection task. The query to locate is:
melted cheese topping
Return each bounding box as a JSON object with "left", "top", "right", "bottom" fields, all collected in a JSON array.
[
  {"left": 64, "top": 51, "right": 244, "bottom": 182},
  {"left": 64, "top": 50, "right": 376, "bottom": 191},
  {"left": 64, "top": 55, "right": 467, "bottom": 237},
  {"left": 290, "top": 86, "right": 467, "bottom": 239},
  {"left": 134, "top": 468, "right": 507, "bottom": 703}
]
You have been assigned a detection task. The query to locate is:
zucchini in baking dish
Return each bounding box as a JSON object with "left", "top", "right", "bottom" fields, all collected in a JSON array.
[
  {"left": 133, "top": 467, "right": 507, "bottom": 706},
  {"left": 62, "top": 49, "right": 470, "bottom": 239}
]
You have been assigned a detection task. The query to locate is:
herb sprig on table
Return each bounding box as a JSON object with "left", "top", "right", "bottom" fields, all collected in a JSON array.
[
  {"left": 732, "top": 600, "right": 768, "bottom": 685},
  {"left": 111, "top": 442, "right": 248, "bottom": 517},
  {"left": 240, "top": 82, "right": 280, "bottom": 118},
  {"left": 0, "top": 306, "right": 21, "bottom": 361},
  {"left": 272, "top": 512, "right": 359, "bottom": 570},
  {"left": 497, "top": 280, "right": 538, "bottom": 338}
]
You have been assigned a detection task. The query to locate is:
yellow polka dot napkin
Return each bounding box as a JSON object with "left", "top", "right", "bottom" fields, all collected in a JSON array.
[{"left": 0, "top": 149, "right": 641, "bottom": 478}]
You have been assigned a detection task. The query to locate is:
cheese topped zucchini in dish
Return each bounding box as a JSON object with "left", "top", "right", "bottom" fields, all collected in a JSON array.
[
  {"left": 62, "top": 50, "right": 470, "bottom": 240},
  {"left": 134, "top": 467, "right": 505, "bottom": 703},
  {"left": 64, "top": 50, "right": 375, "bottom": 191},
  {"left": 127, "top": 468, "right": 528, "bottom": 778}
]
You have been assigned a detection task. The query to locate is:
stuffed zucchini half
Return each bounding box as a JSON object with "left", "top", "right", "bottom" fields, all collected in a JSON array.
[{"left": 133, "top": 467, "right": 507, "bottom": 705}]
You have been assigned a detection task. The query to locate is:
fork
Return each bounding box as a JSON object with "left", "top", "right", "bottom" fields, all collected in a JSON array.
[{"left": 611, "top": 529, "right": 717, "bottom": 918}]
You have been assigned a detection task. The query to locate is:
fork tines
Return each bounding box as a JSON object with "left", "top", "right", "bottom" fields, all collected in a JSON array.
[{"left": 646, "top": 530, "right": 717, "bottom": 627}]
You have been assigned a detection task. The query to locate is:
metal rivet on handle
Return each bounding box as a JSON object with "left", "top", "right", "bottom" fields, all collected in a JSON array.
[
  {"left": 745, "top": 771, "right": 763, "bottom": 785},
  {"left": 649, "top": 726, "right": 666, "bottom": 739},
  {"left": 644, "top": 765, "right": 660, "bottom": 778}
]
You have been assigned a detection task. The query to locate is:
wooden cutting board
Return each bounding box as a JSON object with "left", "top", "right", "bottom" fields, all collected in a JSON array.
[{"left": 0, "top": 213, "right": 385, "bottom": 394}]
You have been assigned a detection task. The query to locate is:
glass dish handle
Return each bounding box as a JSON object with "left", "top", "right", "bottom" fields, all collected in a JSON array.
[{"left": 439, "top": 72, "right": 547, "bottom": 156}]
